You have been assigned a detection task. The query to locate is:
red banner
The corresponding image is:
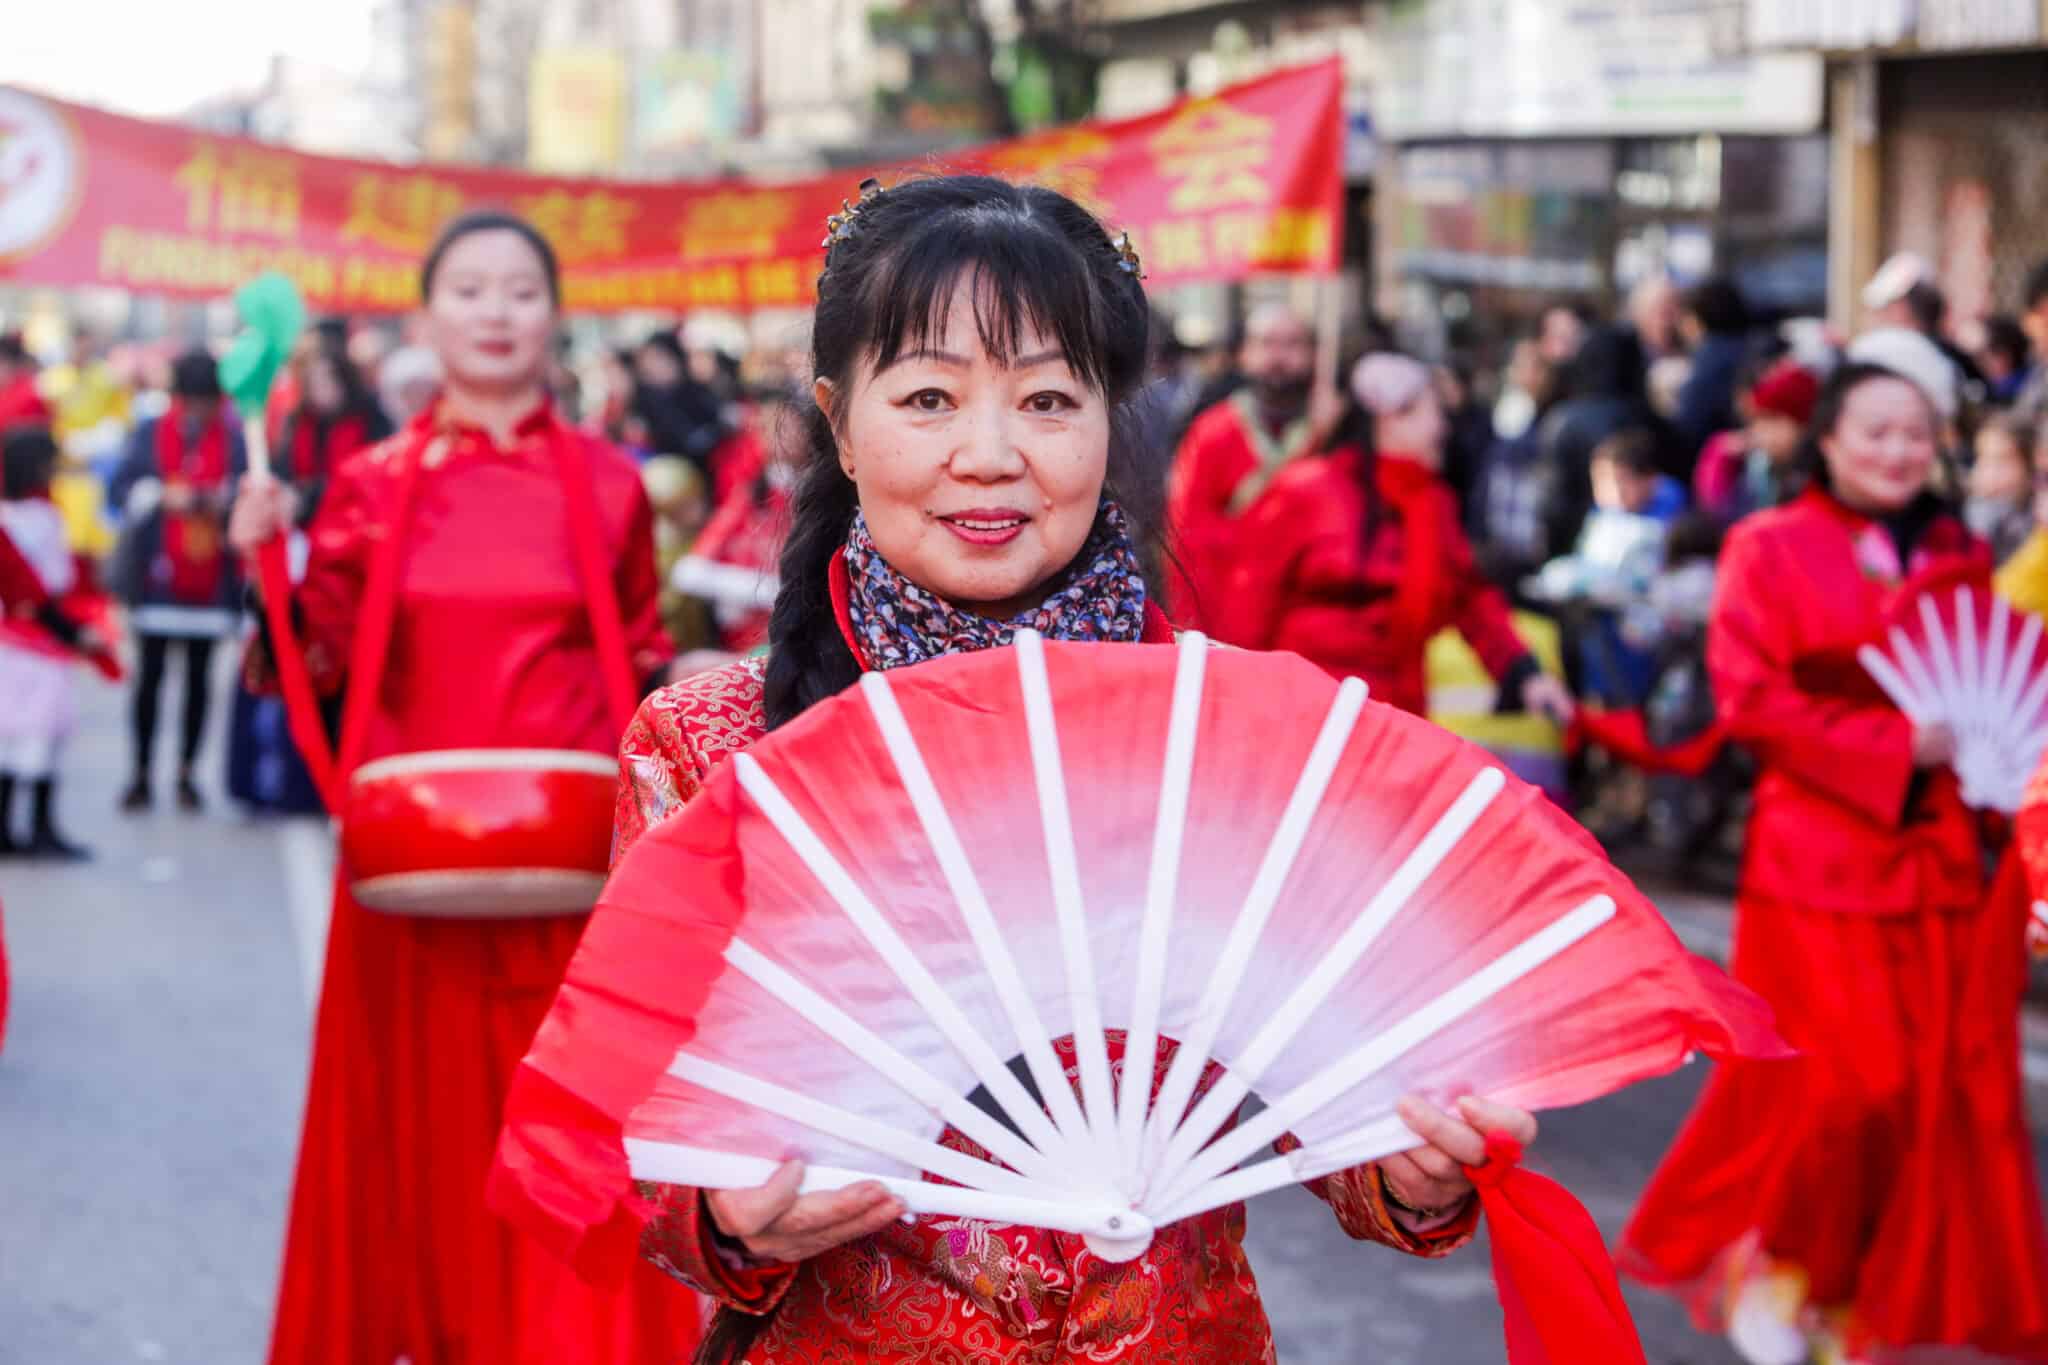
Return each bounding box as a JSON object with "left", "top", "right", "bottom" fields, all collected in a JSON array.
[{"left": 0, "top": 61, "right": 1341, "bottom": 315}]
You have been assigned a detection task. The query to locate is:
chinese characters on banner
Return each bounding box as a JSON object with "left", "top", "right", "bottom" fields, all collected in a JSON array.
[{"left": 0, "top": 59, "right": 1343, "bottom": 314}]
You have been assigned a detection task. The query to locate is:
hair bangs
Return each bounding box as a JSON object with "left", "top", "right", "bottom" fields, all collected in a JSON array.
[{"left": 857, "top": 212, "right": 1115, "bottom": 394}]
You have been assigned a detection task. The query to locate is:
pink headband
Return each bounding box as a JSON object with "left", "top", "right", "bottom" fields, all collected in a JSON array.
[{"left": 1349, "top": 353, "right": 1431, "bottom": 416}]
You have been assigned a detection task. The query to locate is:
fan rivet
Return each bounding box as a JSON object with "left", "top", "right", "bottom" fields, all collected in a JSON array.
[{"left": 1107, "top": 1216, "right": 1122, "bottom": 1229}]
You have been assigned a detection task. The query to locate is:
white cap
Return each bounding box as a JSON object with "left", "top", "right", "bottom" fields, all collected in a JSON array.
[
  {"left": 1862, "top": 252, "right": 1932, "bottom": 312},
  {"left": 1846, "top": 327, "right": 1960, "bottom": 421}
]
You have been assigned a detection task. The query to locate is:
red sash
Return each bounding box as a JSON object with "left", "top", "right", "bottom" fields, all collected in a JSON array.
[
  {"left": 154, "top": 404, "right": 231, "bottom": 605},
  {"left": 284, "top": 410, "right": 372, "bottom": 483}
]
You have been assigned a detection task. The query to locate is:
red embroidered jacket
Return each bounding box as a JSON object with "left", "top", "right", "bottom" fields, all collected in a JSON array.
[{"left": 610, "top": 571, "right": 1479, "bottom": 1363}]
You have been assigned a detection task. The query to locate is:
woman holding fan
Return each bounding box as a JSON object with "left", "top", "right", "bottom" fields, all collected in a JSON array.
[
  {"left": 1621, "top": 362, "right": 2048, "bottom": 1362},
  {"left": 228, "top": 211, "right": 697, "bottom": 1364},
  {"left": 493, "top": 176, "right": 1545, "bottom": 1365}
]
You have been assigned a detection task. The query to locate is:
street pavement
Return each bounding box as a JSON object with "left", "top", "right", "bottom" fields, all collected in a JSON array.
[{"left": 3, "top": 672, "right": 2045, "bottom": 1364}]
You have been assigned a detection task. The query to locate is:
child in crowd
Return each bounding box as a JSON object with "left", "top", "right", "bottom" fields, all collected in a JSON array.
[
  {"left": 1966, "top": 412, "right": 2035, "bottom": 564},
  {"left": 1995, "top": 416, "right": 2048, "bottom": 614},
  {"left": 1693, "top": 359, "right": 1818, "bottom": 525},
  {"left": 0, "top": 428, "right": 107, "bottom": 858}
]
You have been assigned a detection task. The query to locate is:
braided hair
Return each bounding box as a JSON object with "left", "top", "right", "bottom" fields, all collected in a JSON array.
[{"left": 760, "top": 174, "right": 1160, "bottom": 731}]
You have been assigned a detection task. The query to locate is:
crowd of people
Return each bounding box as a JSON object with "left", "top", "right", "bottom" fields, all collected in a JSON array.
[{"left": 0, "top": 178, "right": 2045, "bottom": 1365}]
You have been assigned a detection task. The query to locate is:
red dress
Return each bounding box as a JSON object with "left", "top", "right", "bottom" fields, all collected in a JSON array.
[
  {"left": 1165, "top": 392, "right": 1316, "bottom": 633},
  {"left": 589, "top": 564, "right": 1479, "bottom": 1364},
  {"left": 1217, "top": 449, "right": 1531, "bottom": 716},
  {"left": 1619, "top": 490, "right": 2048, "bottom": 1361},
  {"left": 263, "top": 401, "right": 699, "bottom": 1365},
  {"left": 687, "top": 478, "right": 789, "bottom": 652},
  {"left": 0, "top": 515, "right": 35, "bottom": 1052}
]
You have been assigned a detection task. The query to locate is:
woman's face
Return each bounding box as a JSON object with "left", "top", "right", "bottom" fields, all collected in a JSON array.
[
  {"left": 422, "top": 229, "right": 556, "bottom": 395},
  {"left": 1819, "top": 376, "right": 1938, "bottom": 515},
  {"left": 824, "top": 281, "right": 1110, "bottom": 619},
  {"left": 304, "top": 354, "right": 345, "bottom": 414},
  {"left": 1969, "top": 428, "right": 2029, "bottom": 504},
  {"left": 1378, "top": 389, "right": 1448, "bottom": 468}
]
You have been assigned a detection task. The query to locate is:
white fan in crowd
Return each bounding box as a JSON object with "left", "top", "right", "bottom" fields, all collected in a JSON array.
[{"left": 1859, "top": 585, "right": 2048, "bottom": 815}]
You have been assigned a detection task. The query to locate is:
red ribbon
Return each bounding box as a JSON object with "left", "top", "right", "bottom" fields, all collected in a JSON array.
[{"left": 1462, "top": 1133, "right": 1649, "bottom": 1365}]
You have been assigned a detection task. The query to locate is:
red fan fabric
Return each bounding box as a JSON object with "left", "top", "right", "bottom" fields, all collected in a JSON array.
[
  {"left": 1621, "top": 491, "right": 2048, "bottom": 1359},
  {"left": 1569, "top": 708, "right": 1725, "bottom": 778},
  {"left": 495, "top": 632, "right": 1783, "bottom": 1361},
  {"left": 257, "top": 400, "right": 693, "bottom": 1365},
  {"left": 1465, "top": 1135, "right": 1648, "bottom": 1365}
]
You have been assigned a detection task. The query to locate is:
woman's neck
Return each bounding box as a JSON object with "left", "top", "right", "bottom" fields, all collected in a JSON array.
[{"left": 439, "top": 382, "right": 547, "bottom": 447}]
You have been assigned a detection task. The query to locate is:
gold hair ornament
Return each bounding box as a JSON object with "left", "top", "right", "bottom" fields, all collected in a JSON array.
[{"left": 822, "top": 178, "right": 885, "bottom": 251}]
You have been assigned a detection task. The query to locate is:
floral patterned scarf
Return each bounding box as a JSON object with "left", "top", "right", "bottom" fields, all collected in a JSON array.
[{"left": 843, "top": 501, "right": 1148, "bottom": 670}]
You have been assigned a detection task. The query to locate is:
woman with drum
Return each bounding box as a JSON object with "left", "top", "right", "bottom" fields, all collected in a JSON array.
[{"left": 229, "top": 210, "right": 700, "bottom": 1364}]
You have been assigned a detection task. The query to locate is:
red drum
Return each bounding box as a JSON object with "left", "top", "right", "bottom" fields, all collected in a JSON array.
[{"left": 341, "top": 749, "right": 617, "bottom": 917}]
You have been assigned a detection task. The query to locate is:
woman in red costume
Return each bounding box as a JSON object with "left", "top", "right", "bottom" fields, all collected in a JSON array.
[
  {"left": 1620, "top": 362, "right": 2048, "bottom": 1364},
  {"left": 500, "top": 176, "right": 1538, "bottom": 1365},
  {"left": 229, "top": 210, "right": 700, "bottom": 1364},
  {"left": 672, "top": 389, "right": 800, "bottom": 653},
  {"left": 1218, "top": 351, "right": 1573, "bottom": 722}
]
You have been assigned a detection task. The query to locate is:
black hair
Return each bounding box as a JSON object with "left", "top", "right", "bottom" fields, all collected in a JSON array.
[
  {"left": 419, "top": 208, "right": 561, "bottom": 306},
  {"left": 2, "top": 425, "right": 58, "bottom": 498},
  {"left": 756, "top": 174, "right": 1156, "bottom": 735},
  {"left": 1565, "top": 325, "right": 1648, "bottom": 403},
  {"left": 2027, "top": 258, "right": 2048, "bottom": 314},
  {"left": 1592, "top": 426, "right": 1663, "bottom": 478},
  {"left": 640, "top": 330, "right": 687, "bottom": 367},
  {"left": 0, "top": 333, "right": 26, "bottom": 368},
  {"left": 1904, "top": 280, "right": 1948, "bottom": 337},
  {"left": 171, "top": 348, "right": 223, "bottom": 401},
  {"left": 1984, "top": 314, "right": 2030, "bottom": 373},
  {"left": 1795, "top": 362, "right": 1953, "bottom": 501},
  {"left": 1665, "top": 510, "right": 1725, "bottom": 564},
  {"left": 303, "top": 334, "right": 379, "bottom": 420},
  {"left": 1683, "top": 276, "right": 1749, "bottom": 337}
]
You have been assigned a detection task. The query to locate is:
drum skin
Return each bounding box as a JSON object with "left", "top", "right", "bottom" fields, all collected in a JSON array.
[{"left": 341, "top": 749, "right": 617, "bottom": 917}]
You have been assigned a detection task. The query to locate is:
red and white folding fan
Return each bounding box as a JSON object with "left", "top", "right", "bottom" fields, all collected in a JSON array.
[
  {"left": 1858, "top": 582, "right": 2048, "bottom": 814},
  {"left": 498, "top": 633, "right": 1780, "bottom": 1359}
]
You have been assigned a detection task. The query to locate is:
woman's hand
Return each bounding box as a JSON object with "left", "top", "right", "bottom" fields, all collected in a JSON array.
[
  {"left": 1520, "top": 672, "right": 1576, "bottom": 726},
  {"left": 1381, "top": 1095, "right": 1538, "bottom": 1220},
  {"left": 1911, "top": 721, "right": 1956, "bottom": 770},
  {"left": 228, "top": 474, "right": 299, "bottom": 555},
  {"left": 704, "top": 1159, "right": 906, "bottom": 1265}
]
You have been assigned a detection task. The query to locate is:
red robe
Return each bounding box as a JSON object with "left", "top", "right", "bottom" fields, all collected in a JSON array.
[
  {"left": 0, "top": 371, "right": 52, "bottom": 432},
  {"left": 589, "top": 565, "right": 1480, "bottom": 1363},
  {"left": 1165, "top": 391, "right": 1315, "bottom": 633},
  {"left": 263, "top": 400, "right": 698, "bottom": 1365},
  {"left": 1218, "top": 449, "right": 1532, "bottom": 716},
  {"left": 688, "top": 479, "right": 789, "bottom": 652},
  {"left": 1619, "top": 489, "right": 2048, "bottom": 1360},
  {"left": 0, "top": 517, "right": 31, "bottom": 1053}
]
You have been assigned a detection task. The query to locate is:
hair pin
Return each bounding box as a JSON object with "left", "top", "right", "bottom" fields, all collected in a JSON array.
[
  {"left": 1115, "top": 230, "right": 1144, "bottom": 278},
  {"left": 823, "top": 178, "right": 886, "bottom": 251}
]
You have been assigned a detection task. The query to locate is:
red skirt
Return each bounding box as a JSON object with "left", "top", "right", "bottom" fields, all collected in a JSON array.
[
  {"left": 268, "top": 883, "right": 700, "bottom": 1365},
  {"left": 1619, "top": 857, "right": 2048, "bottom": 1361}
]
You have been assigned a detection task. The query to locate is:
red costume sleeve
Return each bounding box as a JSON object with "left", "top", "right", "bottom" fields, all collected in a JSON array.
[
  {"left": 613, "top": 475, "right": 672, "bottom": 685},
  {"left": 1215, "top": 481, "right": 1307, "bottom": 651},
  {"left": 636, "top": 1180, "right": 799, "bottom": 1311},
  {"left": 242, "top": 447, "right": 378, "bottom": 698},
  {"left": 1166, "top": 407, "right": 1252, "bottom": 632},
  {"left": 1709, "top": 520, "right": 1915, "bottom": 827},
  {"left": 0, "top": 524, "right": 49, "bottom": 613},
  {"left": 1274, "top": 1133, "right": 1479, "bottom": 1256}
]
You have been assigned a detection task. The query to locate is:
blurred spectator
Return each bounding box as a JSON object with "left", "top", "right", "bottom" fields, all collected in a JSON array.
[
  {"left": 1965, "top": 412, "right": 2034, "bottom": 563},
  {"left": 628, "top": 331, "right": 727, "bottom": 477},
  {"left": 1433, "top": 356, "right": 1493, "bottom": 515},
  {"left": 676, "top": 387, "right": 802, "bottom": 653},
  {"left": 1628, "top": 276, "right": 1683, "bottom": 362},
  {"left": 1535, "top": 325, "right": 1660, "bottom": 564},
  {"left": 1865, "top": 252, "right": 1986, "bottom": 394},
  {"left": 0, "top": 334, "right": 52, "bottom": 433},
  {"left": 278, "top": 343, "right": 392, "bottom": 524},
  {"left": 2013, "top": 258, "right": 2048, "bottom": 423},
  {"left": 1671, "top": 276, "right": 1752, "bottom": 467},
  {"left": 587, "top": 347, "right": 637, "bottom": 446},
  {"left": 1471, "top": 338, "right": 1564, "bottom": 590},
  {"left": 1165, "top": 304, "right": 1320, "bottom": 631},
  {"left": 1694, "top": 360, "right": 1819, "bottom": 525},
  {"left": 1978, "top": 314, "right": 2034, "bottom": 406},
  {"left": 377, "top": 345, "right": 441, "bottom": 428},
  {"left": 109, "top": 350, "right": 245, "bottom": 813},
  {"left": 1539, "top": 303, "right": 1590, "bottom": 368},
  {"left": 1995, "top": 417, "right": 2048, "bottom": 613},
  {"left": 1847, "top": 328, "right": 1962, "bottom": 430}
]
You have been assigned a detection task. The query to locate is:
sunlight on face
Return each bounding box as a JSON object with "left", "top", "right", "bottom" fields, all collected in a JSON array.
[
  {"left": 422, "top": 229, "right": 556, "bottom": 397},
  {"left": 1820, "top": 376, "right": 1938, "bottom": 516},
  {"left": 823, "top": 279, "right": 1111, "bottom": 618}
]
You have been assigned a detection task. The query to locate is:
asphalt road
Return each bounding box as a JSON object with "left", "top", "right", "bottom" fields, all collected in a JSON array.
[{"left": 2, "top": 673, "right": 2043, "bottom": 1364}]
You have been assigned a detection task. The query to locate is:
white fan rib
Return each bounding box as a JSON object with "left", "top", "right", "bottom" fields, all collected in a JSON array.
[
  {"left": 1139, "top": 676, "right": 1371, "bottom": 1188},
  {"left": 624, "top": 1140, "right": 1150, "bottom": 1243},
  {"left": 668, "top": 1052, "right": 1040, "bottom": 1198},
  {"left": 1118, "top": 632, "right": 1209, "bottom": 1199},
  {"left": 732, "top": 753, "right": 1080, "bottom": 1170},
  {"left": 1987, "top": 593, "right": 2013, "bottom": 727},
  {"left": 1956, "top": 587, "right": 1982, "bottom": 741},
  {"left": 721, "top": 938, "right": 1065, "bottom": 1186},
  {"left": 1858, "top": 645, "right": 1931, "bottom": 723},
  {"left": 1155, "top": 1114, "right": 1416, "bottom": 1218},
  {"left": 1886, "top": 626, "right": 1943, "bottom": 720},
  {"left": 1919, "top": 595, "right": 1965, "bottom": 721},
  {"left": 1150, "top": 766, "right": 1508, "bottom": 1201},
  {"left": 1152, "top": 894, "right": 1617, "bottom": 1218},
  {"left": 1014, "top": 630, "right": 1121, "bottom": 1180},
  {"left": 1996, "top": 607, "right": 2043, "bottom": 724},
  {"left": 857, "top": 670, "right": 1103, "bottom": 1186}
]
